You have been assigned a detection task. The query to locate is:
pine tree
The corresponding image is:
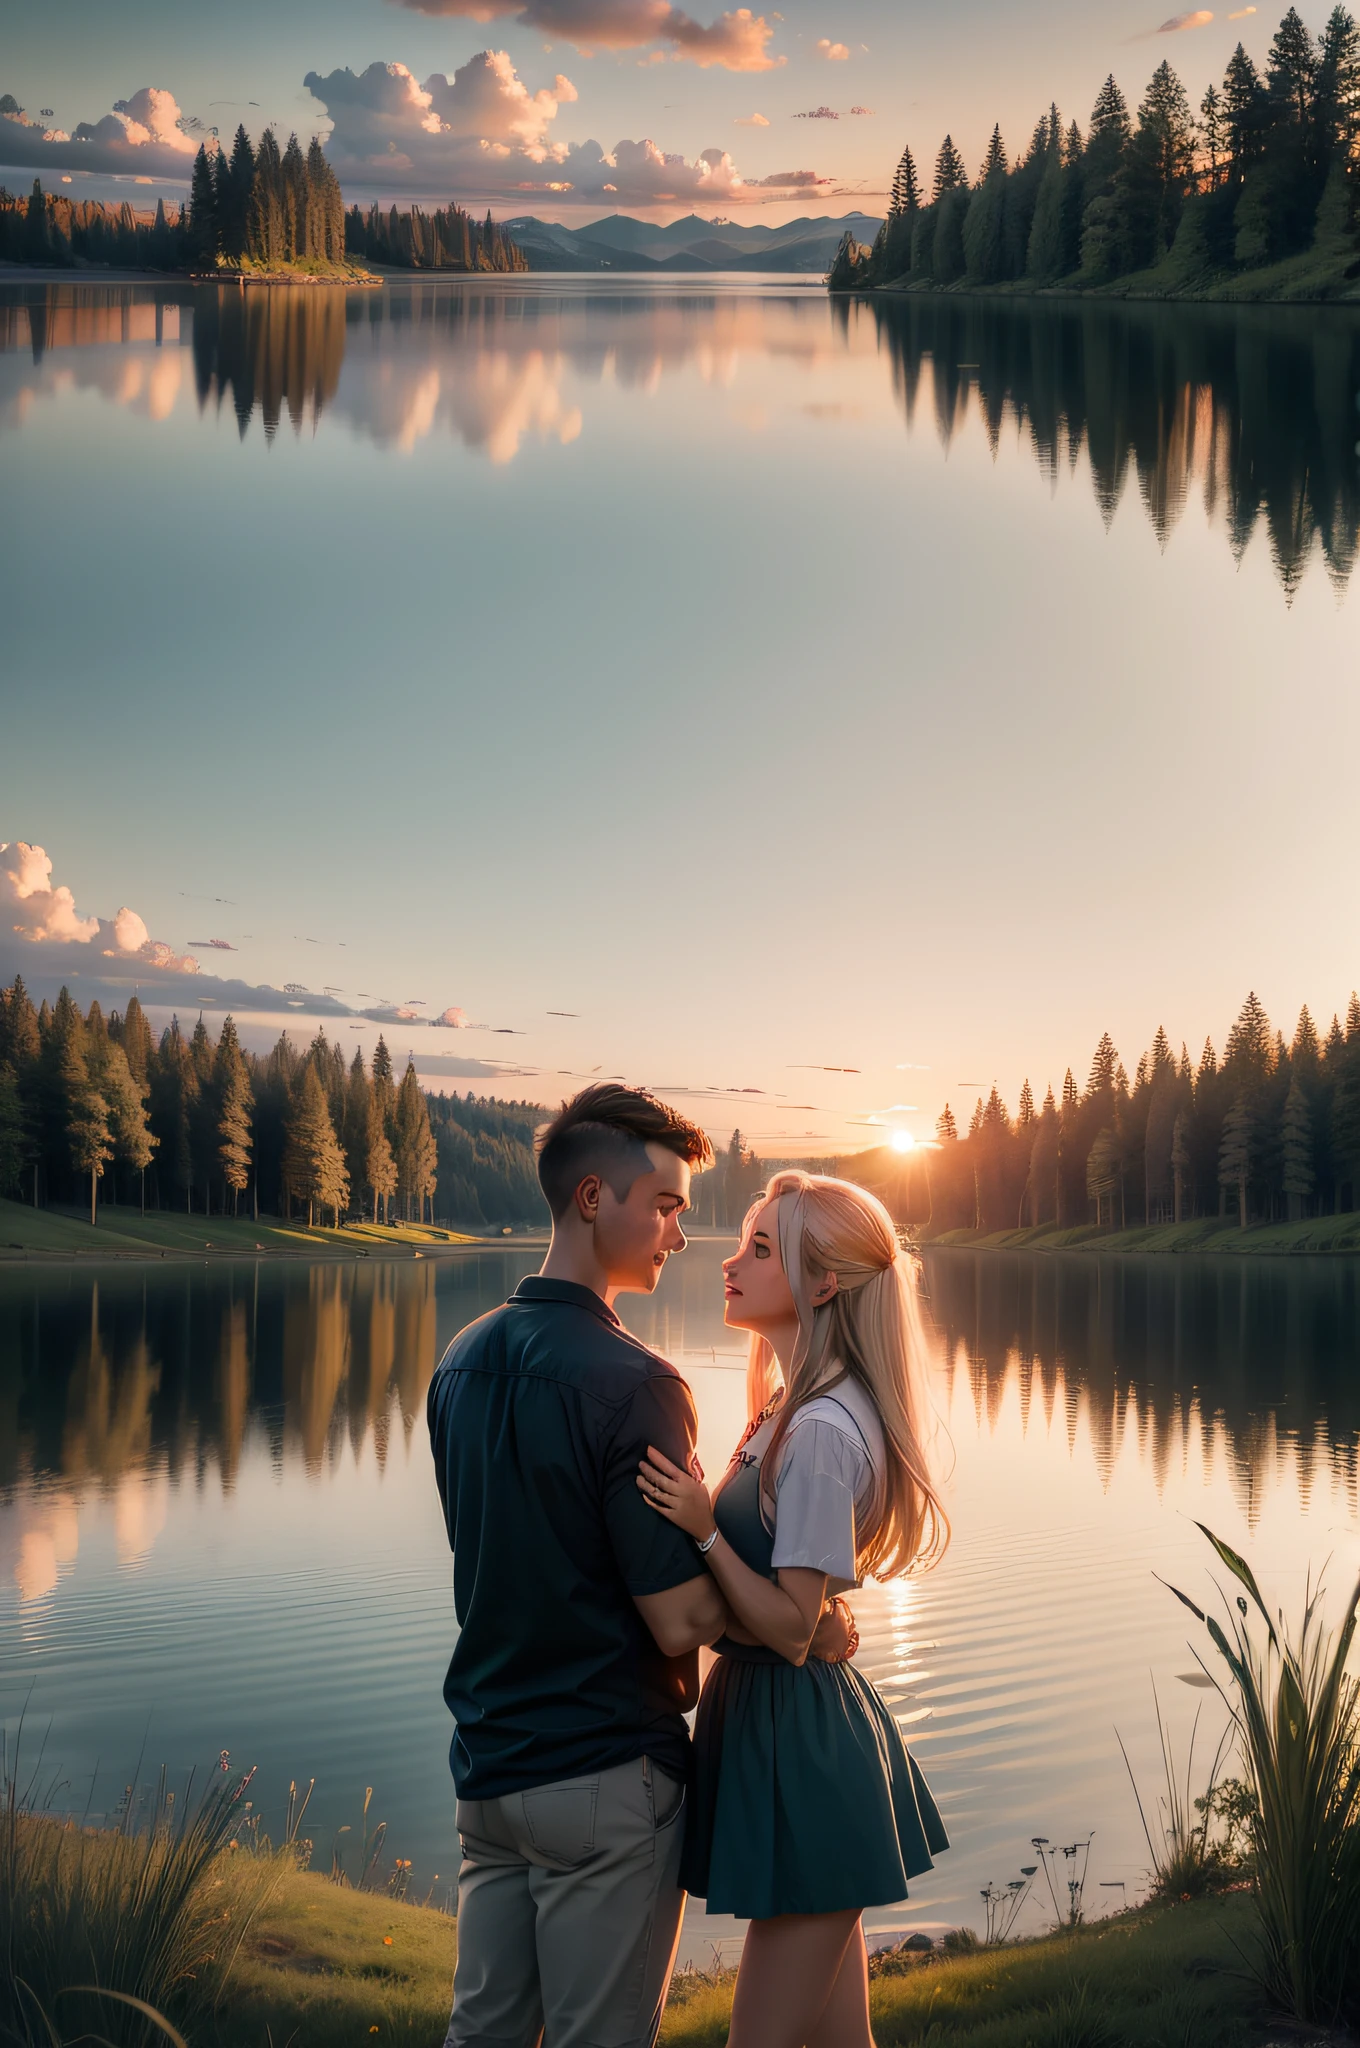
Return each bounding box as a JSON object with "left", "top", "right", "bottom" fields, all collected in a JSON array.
[
  {"left": 1280, "top": 1076, "right": 1314, "bottom": 1217},
  {"left": 889, "top": 143, "right": 922, "bottom": 217},
  {"left": 1199, "top": 84, "right": 1226, "bottom": 186},
  {"left": 394, "top": 1057, "right": 437, "bottom": 1223},
  {"left": 221, "top": 124, "right": 256, "bottom": 261},
  {"left": 1268, "top": 5, "right": 1317, "bottom": 126},
  {"left": 1018, "top": 1079, "right": 1035, "bottom": 1125},
  {"left": 0, "top": 974, "right": 40, "bottom": 1072},
  {"left": 980, "top": 123, "right": 1008, "bottom": 179},
  {"left": 932, "top": 134, "right": 968, "bottom": 199},
  {"left": 188, "top": 145, "right": 220, "bottom": 269},
  {"left": 1316, "top": 5, "right": 1360, "bottom": 161},
  {"left": 248, "top": 129, "right": 284, "bottom": 268},
  {"left": 60, "top": 1028, "right": 112, "bottom": 1225},
  {"left": 1224, "top": 991, "right": 1273, "bottom": 1081},
  {"left": 284, "top": 1063, "right": 349, "bottom": 1226},
  {"left": 935, "top": 1104, "right": 958, "bottom": 1142},
  {"left": 215, "top": 1015, "right": 253, "bottom": 1213},
  {"left": 366, "top": 1089, "right": 398, "bottom": 1224},
  {"left": 1218, "top": 1094, "right": 1256, "bottom": 1226},
  {"left": 1086, "top": 1033, "right": 1119, "bottom": 1096},
  {"left": 1223, "top": 45, "right": 1268, "bottom": 179}
]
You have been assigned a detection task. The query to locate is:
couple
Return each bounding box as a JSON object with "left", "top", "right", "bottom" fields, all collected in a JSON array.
[{"left": 426, "top": 1084, "right": 949, "bottom": 2048}]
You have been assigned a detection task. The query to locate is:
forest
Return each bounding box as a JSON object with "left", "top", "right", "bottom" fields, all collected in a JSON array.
[
  {"left": 344, "top": 200, "right": 527, "bottom": 272},
  {"left": 3, "top": 979, "right": 1357, "bottom": 1241},
  {"left": 0, "top": 980, "right": 543, "bottom": 1231},
  {"left": 0, "top": 122, "right": 525, "bottom": 276},
  {"left": 918, "top": 991, "right": 1360, "bottom": 1236},
  {"left": 830, "top": 4, "right": 1360, "bottom": 295}
]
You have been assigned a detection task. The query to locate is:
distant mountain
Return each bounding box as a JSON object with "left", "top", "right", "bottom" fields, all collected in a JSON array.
[{"left": 501, "top": 211, "right": 883, "bottom": 274}]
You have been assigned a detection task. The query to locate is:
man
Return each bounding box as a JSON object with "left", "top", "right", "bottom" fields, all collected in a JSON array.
[{"left": 428, "top": 1083, "right": 850, "bottom": 2048}]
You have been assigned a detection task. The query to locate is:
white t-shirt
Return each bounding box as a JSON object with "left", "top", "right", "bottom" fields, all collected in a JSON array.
[{"left": 763, "top": 1375, "right": 884, "bottom": 1594}]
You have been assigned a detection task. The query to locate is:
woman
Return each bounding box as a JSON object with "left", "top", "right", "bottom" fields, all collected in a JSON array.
[{"left": 638, "top": 1171, "right": 949, "bottom": 2048}]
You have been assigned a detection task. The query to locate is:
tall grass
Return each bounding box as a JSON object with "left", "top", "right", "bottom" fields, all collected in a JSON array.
[
  {"left": 1116, "top": 1679, "right": 1233, "bottom": 1899},
  {"left": 0, "top": 1750, "right": 282, "bottom": 2048},
  {"left": 1164, "top": 1522, "right": 1360, "bottom": 2026}
]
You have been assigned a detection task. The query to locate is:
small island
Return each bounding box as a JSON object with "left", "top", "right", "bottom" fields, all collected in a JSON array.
[{"left": 0, "top": 118, "right": 526, "bottom": 282}]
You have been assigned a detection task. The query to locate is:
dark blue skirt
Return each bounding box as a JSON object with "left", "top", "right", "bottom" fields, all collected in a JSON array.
[{"left": 681, "top": 1644, "right": 948, "bottom": 1919}]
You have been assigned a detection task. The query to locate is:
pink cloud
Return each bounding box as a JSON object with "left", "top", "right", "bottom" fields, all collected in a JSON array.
[
  {"left": 815, "top": 37, "right": 849, "bottom": 58},
  {"left": 386, "top": 0, "right": 783, "bottom": 71},
  {"left": 0, "top": 84, "right": 209, "bottom": 180},
  {"left": 0, "top": 840, "right": 199, "bottom": 972}
]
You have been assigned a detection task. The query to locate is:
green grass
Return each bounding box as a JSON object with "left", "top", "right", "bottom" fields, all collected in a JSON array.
[
  {"left": 866, "top": 246, "right": 1360, "bottom": 304},
  {"left": 210, "top": 1883, "right": 1269, "bottom": 2048},
  {"left": 925, "top": 1212, "right": 1360, "bottom": 1257},
  {"left": 0, "top": 1198, "right": 486, "bottom": 1263}
]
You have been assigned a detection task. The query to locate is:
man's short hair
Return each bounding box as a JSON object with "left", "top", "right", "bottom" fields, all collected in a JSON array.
[{"left": 535, "top": 1083, "right": 714, "bottom": 1220}]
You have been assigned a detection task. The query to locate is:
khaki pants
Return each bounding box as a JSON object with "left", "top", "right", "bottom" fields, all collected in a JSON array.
[{"left": 445, "top": 1755, "right": 687, "bottom": 2048}]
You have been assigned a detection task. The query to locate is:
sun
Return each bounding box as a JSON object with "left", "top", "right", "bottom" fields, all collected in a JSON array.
[{"left": 889, "top": 1129, "right": 915, "bottom": 1154}]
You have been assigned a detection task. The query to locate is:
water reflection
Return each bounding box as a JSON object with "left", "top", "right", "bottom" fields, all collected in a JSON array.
[
  {"left": 859, "top": 295, "right": 1360, "bottom": 596},
  {"left": 3, "top": 1250, "right": 1357, "bottom": 1555},
  {"left": 925, "top": 1252, "right": 1360, "bottom": 1523},
  {"left": 3, "top": 278, "right": 1353, "bottom": 593}
]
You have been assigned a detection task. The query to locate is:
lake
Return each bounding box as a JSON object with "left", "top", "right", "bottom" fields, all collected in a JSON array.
[
  {"left": 3, "top": 1241, "right": 1359, "bottom": 1959},
  {"left": 1, "top": 277, "right": 1357, "bottom": 1120}
]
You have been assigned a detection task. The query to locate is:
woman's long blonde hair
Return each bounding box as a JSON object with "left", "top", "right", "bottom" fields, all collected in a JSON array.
[{"left": 745, "top": 1169, "right": 948, "bottom": 1580}]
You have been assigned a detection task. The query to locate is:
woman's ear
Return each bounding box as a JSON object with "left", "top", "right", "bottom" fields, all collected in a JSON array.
[{"left": 810, "top": 1270, "right": 839, "bottom": 1308}]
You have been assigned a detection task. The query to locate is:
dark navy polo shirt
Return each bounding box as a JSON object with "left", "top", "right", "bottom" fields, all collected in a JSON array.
[{"left": 427, "top": 1275, "right": 705, "bottom": 1801}]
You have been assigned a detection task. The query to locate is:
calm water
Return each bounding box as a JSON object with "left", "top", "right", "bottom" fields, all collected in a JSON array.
[
  {"left": 2, "top": 279, "right": 1358, "bottom": 1116},
  {"left": 3, "top": 1243, "right": 1359, "bottom": 1955}
]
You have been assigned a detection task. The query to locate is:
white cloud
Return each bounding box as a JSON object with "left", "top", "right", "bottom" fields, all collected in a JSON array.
[
  {"left": 734, "top": 111, "right": 770, "bottom": 125},
  {"left": 0, "top": 840, "right": 198, "bottom": 972},
  {"left": 304, "top": 50, "right": 826, "bottom": 202},
  {"left": 815, "top": 37, "right": 850, "bottom": 58},
  {"left": 305, "top": 53, "right": 577, "bottom": 184},
  {"left": 1, "top": 841, "right": 98, "bottom": 943},
  {"left": 387, "top": 0, "right": 783, "bottom": 72},
  {"left": 0, "top": 84, "right": 209, "bottom": 180}
]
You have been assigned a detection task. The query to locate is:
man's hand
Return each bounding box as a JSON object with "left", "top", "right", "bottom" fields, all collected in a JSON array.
[{"left": 808, "top": 1596, "right": 859, "bottom": 1665}]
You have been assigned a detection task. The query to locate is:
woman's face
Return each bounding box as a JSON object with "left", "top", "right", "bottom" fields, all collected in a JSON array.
[{"left": 722, "top": 1197, "right": 796, "bottom": 1338}]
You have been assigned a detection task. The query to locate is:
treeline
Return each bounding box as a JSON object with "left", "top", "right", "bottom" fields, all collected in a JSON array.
[
  {"left": 0, "top": 183, "right": 187, "bottom": 270},
  {"left": 185, "top": 125, "right": 346, "bottom": 272},
  {"left": 344, "top": 201, "right": 527, "bottom": 272},
  {"left": 923, "top": 991, "right": 1360, "bottom": 1236},
  {"left": 831, "top": 4, "right": 1360, "bottom": 292},
  {"left": 0, "top": 979, "right": 548, "bottom": 1231}
]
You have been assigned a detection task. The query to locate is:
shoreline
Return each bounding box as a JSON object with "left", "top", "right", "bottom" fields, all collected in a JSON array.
[
  {"left": 918, "top": 1213, "right": 1360, "bottom": 1258},
  {"left": 0, "top": 1197, "right": 549, "bottom": 1265}
]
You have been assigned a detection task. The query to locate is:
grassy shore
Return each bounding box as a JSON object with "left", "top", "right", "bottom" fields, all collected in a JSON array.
[
  {"left": 0, "top": 1196, "right": 509, "bottom": 1263},
  {"left": 924, "top": 1211, "right": 1360, "bottom": 1256},
  {"left": 854, "top": 235, "right": 1360, "bottom": 304},
  {"left": 209, "top": 1875, "right": 1274, "bottom": 2047}
]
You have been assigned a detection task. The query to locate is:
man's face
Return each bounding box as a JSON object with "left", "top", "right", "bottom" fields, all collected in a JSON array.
[{"left": 593, "top": 1142, "right": 691, "bottom": 1295}]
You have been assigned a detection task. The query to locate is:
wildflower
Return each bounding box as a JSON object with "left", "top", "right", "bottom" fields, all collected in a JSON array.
[{"left": 383, "top": 1936, "right": 393, "bottom": 1946}]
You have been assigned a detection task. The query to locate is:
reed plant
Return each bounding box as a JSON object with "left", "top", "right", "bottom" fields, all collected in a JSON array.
[
  {"left": 1116, "top": 1679, "right": 1233, "bottom": 1900},
  {"left": 1164, "top": 1522, "right": 1360, "bottom": 2026},
  {"left": 0, "top": 1746, "right": 282, "bottom": 2048}
]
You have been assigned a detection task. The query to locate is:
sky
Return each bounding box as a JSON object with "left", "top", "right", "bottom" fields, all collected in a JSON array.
[{"left": 1, "top": 0, "right": 1297, "bottom": 225}]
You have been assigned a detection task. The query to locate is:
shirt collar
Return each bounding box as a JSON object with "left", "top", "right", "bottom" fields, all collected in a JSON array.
[{"left": 510, "top": 1275, "right": 622, "bottom": 1328}]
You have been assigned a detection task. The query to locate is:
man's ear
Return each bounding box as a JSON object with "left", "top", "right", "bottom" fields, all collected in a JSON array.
[{"left": 573, "top": 1173, "right": 603, "bottom": 1223}]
